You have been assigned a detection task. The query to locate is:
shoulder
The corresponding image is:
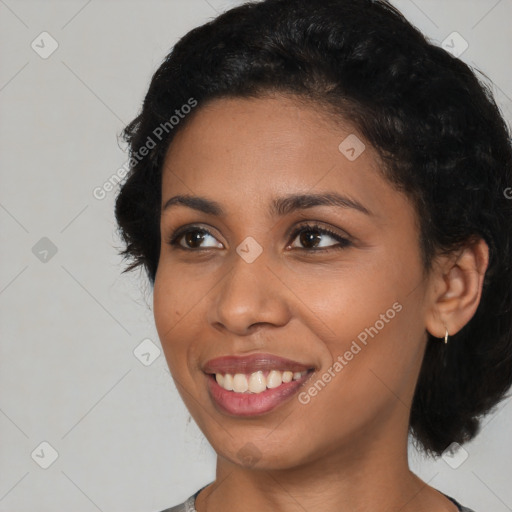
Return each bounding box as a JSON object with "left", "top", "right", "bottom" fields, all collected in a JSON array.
[
  {"left": 156, "top": 493, "right": 196, "bottom": 512},
  {"left": 157, "top": 483, "right": 214, "bottom": 512},
  {"left": 444, "top": 494, "right": 477, "bottom": 512},
  {"left": 157, "top": 489, "right": 478, "bottom": 512}
]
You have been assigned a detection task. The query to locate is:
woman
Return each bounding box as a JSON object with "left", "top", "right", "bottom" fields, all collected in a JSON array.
[{"left": 114, "top": 0, "right": 512, "bottom": 510}]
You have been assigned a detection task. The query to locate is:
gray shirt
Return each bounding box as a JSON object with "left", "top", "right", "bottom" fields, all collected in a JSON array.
[{"left": 158, "top": 484, "right": 477, "bottom": 512}]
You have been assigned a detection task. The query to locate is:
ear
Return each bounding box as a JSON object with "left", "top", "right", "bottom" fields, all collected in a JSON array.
[{"left": 424, "top": 237, "right": 489, "bottom": 339}]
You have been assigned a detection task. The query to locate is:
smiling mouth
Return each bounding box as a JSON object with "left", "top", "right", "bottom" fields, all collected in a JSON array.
[
  {"left": 202, "top": 353, "right": 316, "bottom": 416},
  {"left": 209, "top": 369, "right": 313, "bottom": 394},
  {"left": 205, "top": 368, "right": 316, "bottom": 417}
]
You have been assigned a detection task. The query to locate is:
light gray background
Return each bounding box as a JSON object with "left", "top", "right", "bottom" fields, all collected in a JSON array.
[{"left": 1, "top": 1, "right": 511, "bottom": 511}]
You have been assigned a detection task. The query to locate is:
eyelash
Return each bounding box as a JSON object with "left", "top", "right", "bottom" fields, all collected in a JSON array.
[{"left": 166, "top": 222, "right": 352, "bottom": 253}]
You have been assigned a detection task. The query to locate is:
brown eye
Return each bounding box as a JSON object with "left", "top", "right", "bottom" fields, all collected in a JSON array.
[
  {"left": 167, "top": 227, "right": 223, "bottom": 250},
  {"left": 298, "top": 229, "right": 323, "bottom": 249},
  {"left": 184, "top": 230, "right": 206, "bottom": 248},
  {"left": 288, "top": 224, "right": 352, "bottom": 251}
]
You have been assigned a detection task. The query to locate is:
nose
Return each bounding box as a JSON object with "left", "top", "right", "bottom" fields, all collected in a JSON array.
[{"left": 207, "top": 250, "right": 291, "bottom": 336}]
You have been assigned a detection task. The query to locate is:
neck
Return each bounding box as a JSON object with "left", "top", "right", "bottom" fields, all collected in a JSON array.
[{"left": 194, "top": 410, "right": 457, "bottom": 512}]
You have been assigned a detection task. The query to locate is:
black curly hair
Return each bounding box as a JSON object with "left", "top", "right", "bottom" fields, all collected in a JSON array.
[{"left": 114, "top": 0, "right": 512, "bottom": 456}]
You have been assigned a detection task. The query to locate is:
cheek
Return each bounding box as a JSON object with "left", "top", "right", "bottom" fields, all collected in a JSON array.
[
  {"left": 292, "top": 307, "right": 422, "bottom": 452},
  {"left": 153, "top": 275, "right": 178, "bottom": 340},
  {"left": 153, "top": 262, "right": 208, "bottom": 333},
  {"left": 289, "top": 256, "right": 425, "bottom": 396},
  {"left": 304, "top": 298, "right": 424, "bottom": 426},
  {"left": 152, "top": 268, "right": 197, "bottom": 373},
  {"left": 282, "top": 255, "right": 409, "bottom": 341}
]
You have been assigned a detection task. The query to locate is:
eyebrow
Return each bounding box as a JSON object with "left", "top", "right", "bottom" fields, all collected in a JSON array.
[{"left": 162, "top": 192, "right": 372, "bottom": 217}]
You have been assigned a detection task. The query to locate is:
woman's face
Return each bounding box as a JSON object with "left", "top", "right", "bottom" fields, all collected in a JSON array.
[{"left": 153, "top": 94, "right": 434, "bottom": 469}]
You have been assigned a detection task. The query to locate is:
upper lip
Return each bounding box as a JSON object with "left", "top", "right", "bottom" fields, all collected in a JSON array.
[{"left": 203, "top": 353, "right": 315, "bottom": 375}]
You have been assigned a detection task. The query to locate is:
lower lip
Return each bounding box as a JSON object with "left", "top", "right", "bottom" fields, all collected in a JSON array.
[{"left": 206, "top": 371, "right": 313, "bottom": 417}]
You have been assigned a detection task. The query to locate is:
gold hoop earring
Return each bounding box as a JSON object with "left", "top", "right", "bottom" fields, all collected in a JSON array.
[{"left": 444, "top": 327, "right": 449, "bottom": 344}]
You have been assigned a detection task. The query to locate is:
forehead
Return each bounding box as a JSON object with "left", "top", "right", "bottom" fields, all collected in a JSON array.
[
  {"left": 160, "top": 94, "right": 406, "bottom": 223},
  {"left": 164, "top": 94, "right": 356, "bottom": 160}
]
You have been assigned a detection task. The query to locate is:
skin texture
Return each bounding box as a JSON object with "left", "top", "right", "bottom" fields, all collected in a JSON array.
[{"left": 153, "top": 94, "right": 489, "bottom": 512}]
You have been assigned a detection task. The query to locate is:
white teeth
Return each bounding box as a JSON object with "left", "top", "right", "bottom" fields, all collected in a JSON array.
[
  {"left": 266, "top": 370, "right": 283, "bottom": 389},
  {"left": 248, "top": 371, "right": 266, "bottom": 393},
  {"left": 233, "top": 373, "right": 249, "bottom": 393},
  {"left": 215, "top": 369, "right": 308, "bottom": 394},
  {"left": 223, "top": 373, "right": 234, "bottom": 391},
  {"left": 282, "top": 371, "right": 293, "bottom": 383}
]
